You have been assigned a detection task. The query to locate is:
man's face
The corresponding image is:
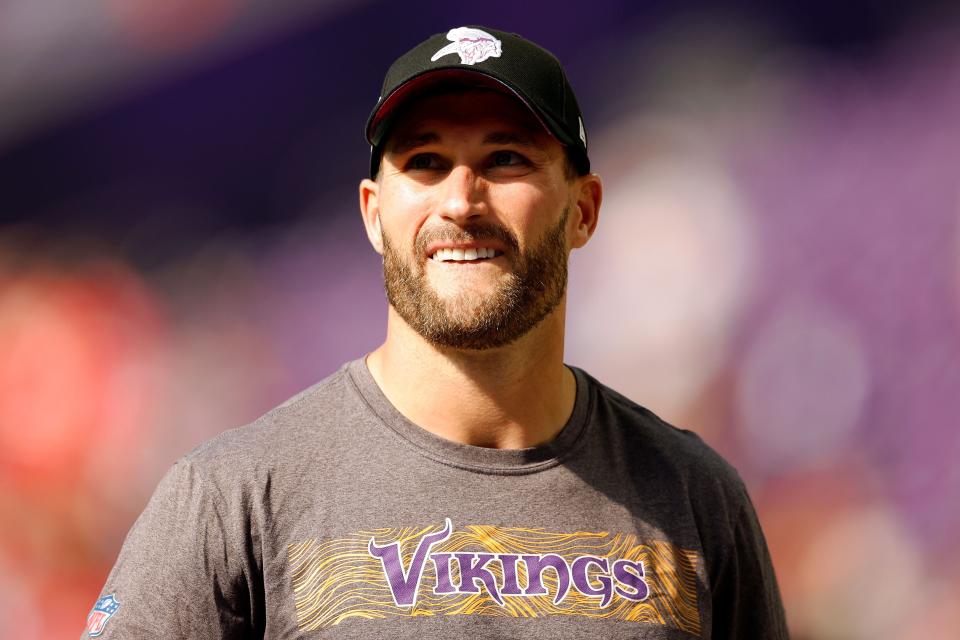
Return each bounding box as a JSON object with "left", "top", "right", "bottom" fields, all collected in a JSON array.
[{"left": 367, "top": 89, "right": 580, "bottom": 350}]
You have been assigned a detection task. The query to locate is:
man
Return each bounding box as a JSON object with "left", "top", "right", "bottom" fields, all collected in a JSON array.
[{"left": 83, "top": 26, "right": 787, "bottom": 639}]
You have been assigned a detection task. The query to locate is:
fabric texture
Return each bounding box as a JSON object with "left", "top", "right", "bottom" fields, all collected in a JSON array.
[{"left": 82, "top": 359, "right": 788, "bottom": 639}]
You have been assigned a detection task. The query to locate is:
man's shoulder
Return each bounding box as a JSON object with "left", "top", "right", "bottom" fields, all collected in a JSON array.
[
  {"left": 176, "top": 360, "right": 364, "bottom": 474},
  {"left": 579, "top": 368, "right": 744, "bottom": 489}
]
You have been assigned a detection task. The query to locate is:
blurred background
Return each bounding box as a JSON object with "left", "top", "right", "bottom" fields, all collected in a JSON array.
[{"left": 2, "top": 0, "right": 959, "bottom": 637}]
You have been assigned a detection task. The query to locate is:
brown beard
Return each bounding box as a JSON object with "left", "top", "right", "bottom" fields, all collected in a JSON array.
[{"left": 381, "top": 207, "right": 569, "bottom": 350}]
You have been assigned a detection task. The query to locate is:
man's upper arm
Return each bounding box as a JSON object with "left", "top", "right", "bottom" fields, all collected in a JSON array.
[
  {"left": 709, "top": 491, "right": 789, "bottom": 639},
  {"left": 81, "top": 459, "right": 256, "bottom": 639}
]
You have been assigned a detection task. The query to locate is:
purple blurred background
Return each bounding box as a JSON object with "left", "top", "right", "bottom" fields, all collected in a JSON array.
[{"left": 2, "top": 0, "right": 959, "bottom": 636}]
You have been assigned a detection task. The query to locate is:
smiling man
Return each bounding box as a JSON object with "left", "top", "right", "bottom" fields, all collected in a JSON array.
[{"left": 83, "top": 26, "right": 788, "bottom": 639}]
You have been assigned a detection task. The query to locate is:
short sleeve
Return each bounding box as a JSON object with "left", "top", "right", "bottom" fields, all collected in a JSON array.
[
  {"left": 80, "top": 459, "right": 260, "bottom": 639},
  {"left": 709, "top": 488, "right": 789, "bottom": 639}
]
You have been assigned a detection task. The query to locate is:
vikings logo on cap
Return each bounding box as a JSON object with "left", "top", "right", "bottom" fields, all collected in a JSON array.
[
  {"left": 431, "top": 27, "right": 502, "bottom": 66},
  {"left": 85, "top": 594, "right": 120, "bottom": 637}
]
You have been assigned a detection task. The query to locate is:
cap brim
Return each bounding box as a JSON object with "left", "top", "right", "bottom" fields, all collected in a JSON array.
[{"left": 365, "top": 68, "right": 559, "bottom": 149}]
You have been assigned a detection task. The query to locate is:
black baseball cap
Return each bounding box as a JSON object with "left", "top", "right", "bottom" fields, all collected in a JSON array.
[{"left": 365, "top": 26, "right": 590, "bottom": 178}]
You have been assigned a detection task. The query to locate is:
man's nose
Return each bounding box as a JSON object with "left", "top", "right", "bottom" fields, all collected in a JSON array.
[{"left": 438, "top": 165, "right": 484, "bottom": 222}]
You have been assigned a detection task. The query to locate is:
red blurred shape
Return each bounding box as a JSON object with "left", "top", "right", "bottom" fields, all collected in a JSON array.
[
  {"left": 104, "top": 0, "right": 240, "bottom": 52},
  {"left": 0, "top": 263, "right": 165, "bottom": 485}
]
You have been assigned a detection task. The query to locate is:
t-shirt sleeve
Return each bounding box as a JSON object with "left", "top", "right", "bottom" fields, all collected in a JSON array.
[
  {"left": 80, "top": 459, "right": 260, "bottom": 639},
  {"left": 709, "top": 486, "right": 789, "bottom": 639}
]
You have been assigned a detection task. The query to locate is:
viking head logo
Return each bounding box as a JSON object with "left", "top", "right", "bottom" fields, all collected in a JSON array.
[{"left": 431, "top": 27, "right": 502, "bottom": 66}]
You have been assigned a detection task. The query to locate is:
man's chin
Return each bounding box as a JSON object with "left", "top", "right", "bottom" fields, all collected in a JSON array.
[
  {"left": 432, "top": 302, "right": 496, "bottom": 331},
  {"left": 394, "top": 296, "right": 520, "bottom": 350}
]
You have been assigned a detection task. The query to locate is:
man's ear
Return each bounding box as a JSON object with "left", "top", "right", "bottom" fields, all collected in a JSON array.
[
  {"left": 569, "top": 173, "right": 602, "bottom": 250},
  {"left": 359, "top": 178, "right": 384, "bottom": 254}
]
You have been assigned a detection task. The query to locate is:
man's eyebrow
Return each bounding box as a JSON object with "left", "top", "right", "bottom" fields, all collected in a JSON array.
[{"left": 387, "top": 132, "right": 439, "bottom": 156}]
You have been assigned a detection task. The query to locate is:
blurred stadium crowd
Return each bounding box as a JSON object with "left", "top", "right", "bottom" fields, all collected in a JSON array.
[{"left": 1, "top": 0, "right": 959, "bottom": 637}]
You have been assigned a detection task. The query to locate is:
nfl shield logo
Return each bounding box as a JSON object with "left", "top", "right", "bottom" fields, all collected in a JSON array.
[{"left": 86, "top": 594, "right": 120, "bottom": 637}]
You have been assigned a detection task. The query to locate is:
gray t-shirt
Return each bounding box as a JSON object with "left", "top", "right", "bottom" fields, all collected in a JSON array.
[{"left": 82, "top": 359, "right": 787, "bottom": 639}]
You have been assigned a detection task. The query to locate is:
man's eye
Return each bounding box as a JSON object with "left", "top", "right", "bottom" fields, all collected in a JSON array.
[
  {"left": 408, "top": 154, "right": 440, "bottom": 170},
  {"left": 492, "top": 151, "right": 525, "bottom": 167}
]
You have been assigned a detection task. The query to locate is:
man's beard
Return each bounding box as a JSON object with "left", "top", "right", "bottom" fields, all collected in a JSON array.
[{"left": 381, "top": 207, "right": 569, "bottom": 350}]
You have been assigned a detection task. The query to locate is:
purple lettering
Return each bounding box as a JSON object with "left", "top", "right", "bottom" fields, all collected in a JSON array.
[
  {"left": 430, "top": 553, "right": 457, "bottom": 594},
  {"left": 613, "top": 559, "right": 649, "bottom": 601},
  {"left": 498, "top": 554, "right": 523, "bottom": 596},
  {"left": 571, "top": 556, "right": 614, "bottom": 607},
  {"left": 368, "top": 518, "right": 453, "bottom": 607},
  {"left": 369, "top": 520, "right": 652, "bottom": 610},
  {"left": 522, "top": 554, "right": 571, "bottom": 604},
  {"left": 454, "top": 553, "right": 504, "bottom": 605}
]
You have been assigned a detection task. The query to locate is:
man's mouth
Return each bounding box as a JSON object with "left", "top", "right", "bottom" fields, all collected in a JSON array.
[{"left": 429, "top": 247, "right": 503, "bottom": 263}]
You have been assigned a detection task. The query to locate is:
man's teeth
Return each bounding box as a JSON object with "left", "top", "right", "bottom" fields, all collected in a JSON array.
[{"left": 430, "top": 247, "right": 501, "bottom": 262}]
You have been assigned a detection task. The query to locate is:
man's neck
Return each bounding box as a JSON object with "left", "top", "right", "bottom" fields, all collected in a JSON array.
[{"left": 366, "top": 305, "right": 576, "bottom": 449}]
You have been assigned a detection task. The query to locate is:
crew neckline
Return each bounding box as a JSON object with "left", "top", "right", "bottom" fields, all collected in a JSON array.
[{"left": 345, "top": 357, "right": 592, "bottom": 475}]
